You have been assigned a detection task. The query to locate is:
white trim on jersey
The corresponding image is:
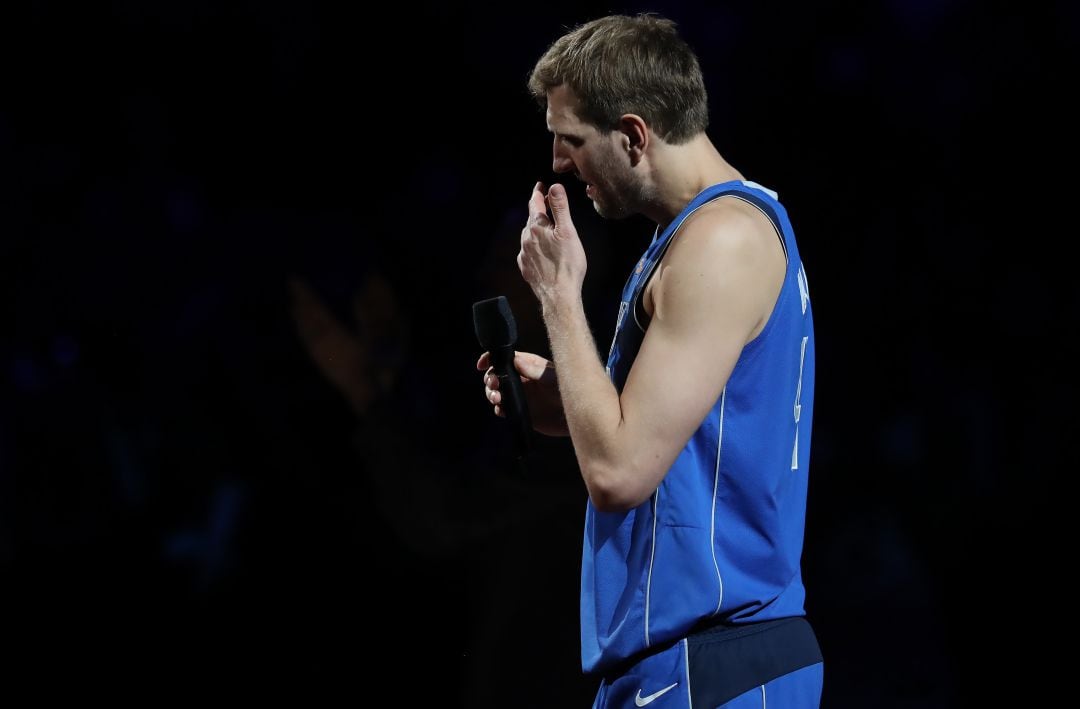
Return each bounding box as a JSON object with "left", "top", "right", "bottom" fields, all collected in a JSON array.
[
  {"left": 644, "top": 485, "right": 661, "bottom": 648},
  {"left": 740, "top": 179, "right": 779, "bottom": 201},
  {"left": 682, "top": 639, "right": 693, "bottom": 709},
  {"left": 711, "top": 387, "right": 727, "bottom": 616}
]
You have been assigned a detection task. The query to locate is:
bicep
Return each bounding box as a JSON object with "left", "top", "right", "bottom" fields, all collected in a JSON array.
[{"left": 616, "top": 214, "right": 783, "bottom": 497}]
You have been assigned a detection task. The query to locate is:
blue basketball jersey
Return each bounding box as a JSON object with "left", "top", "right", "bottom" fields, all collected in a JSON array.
[{"left": 581, "top": 180, "right": 816, "bottom": 674}]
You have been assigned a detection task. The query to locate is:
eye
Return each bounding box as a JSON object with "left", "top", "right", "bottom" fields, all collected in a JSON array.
[{"left": 560, "top": 135, "right": 584, "bottom": 148}]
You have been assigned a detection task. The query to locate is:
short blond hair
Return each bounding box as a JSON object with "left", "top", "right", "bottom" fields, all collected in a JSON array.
[{"left": 528, "top": 13, "right": 708, "bottom": 144}]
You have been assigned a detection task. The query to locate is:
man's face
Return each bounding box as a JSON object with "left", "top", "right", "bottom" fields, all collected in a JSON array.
[{"left": 545, "top": 85, "right": 641, "bottom": 220}]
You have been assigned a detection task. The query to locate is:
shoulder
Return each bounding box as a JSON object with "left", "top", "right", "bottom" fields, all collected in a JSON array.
[
  {"left": 657, "top": 195, "right": 785, "bottom": 292},
  {"left": 647, "top": 195, "right": 786, "bottom": 337},
  {"left": 673, "top": 195, "right": 782, "bottom": 265}
]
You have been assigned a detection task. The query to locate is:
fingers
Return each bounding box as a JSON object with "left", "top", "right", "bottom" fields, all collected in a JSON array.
[
  {"left": 480, "top": 360, "right": 501, "bottom": 396},
  {"left": 513, "top": 351, "right": 551, "bottom": 380},
  {"left": 289, "top": 276, "right": 344, "bottom": 342},
  {"left": 483, "top": 365, "right": 504, "bottom": 416},
  {"left": 288, "top": 276, "right": 324, "bottom": 317},
  {"left": 483, "top": 367, "right": 500, "bottom": 391},
  {"left": 354, "top": 272, "right": 399, "bottom": 328},
  {"left": 479, "top": 351, "right": 545, "bottom": 420},
  {"left": 528, "top": 181, "right": 549, "bottom": 225},
  {"left": 546, "top": 183, "right": 571, "bottom": 226},
  {"left": 478, "top": 353, "right": 499, "bottom": 405}
]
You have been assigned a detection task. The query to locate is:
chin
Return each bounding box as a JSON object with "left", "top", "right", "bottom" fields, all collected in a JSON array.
[{"left": 593, "top": 199, "right": 632, "bottom": 221}]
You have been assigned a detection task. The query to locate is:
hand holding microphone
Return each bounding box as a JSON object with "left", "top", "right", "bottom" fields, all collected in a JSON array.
[
  {"left": 475, "top": 182, "right": 584, "bottom": 462},
  {"left": 474, "top": 296, "right": 533, "bottom": 458}
]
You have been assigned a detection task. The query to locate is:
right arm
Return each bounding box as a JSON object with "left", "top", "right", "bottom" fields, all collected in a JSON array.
[{"left": 477, "top": 350, "right": 569, "bottom": 437}]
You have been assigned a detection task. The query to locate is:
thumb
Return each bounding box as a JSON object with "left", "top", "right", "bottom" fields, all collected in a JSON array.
[
  {"left": 547, "top": 183, "right": 572, "bottom": 228},
  {"left": 513, "top": 351, "right": 550, "bottom": 381}
]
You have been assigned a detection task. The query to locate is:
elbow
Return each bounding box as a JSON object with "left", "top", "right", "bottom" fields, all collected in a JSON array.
[
  {"left": 589, "top": 492, "right": 639, "bottom": 514},
  {"left": 583, "top": 460, "right": 656, "bottom": 513}
]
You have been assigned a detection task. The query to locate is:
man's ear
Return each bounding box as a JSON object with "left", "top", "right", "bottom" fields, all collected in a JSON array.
[{"left": 618, "top": 114, "right": 649, "bottom": 166}]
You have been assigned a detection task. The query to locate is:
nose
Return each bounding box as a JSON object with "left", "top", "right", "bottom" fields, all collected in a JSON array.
[{"left": 552, "top": 140, "right": 574, "bottom": 174}]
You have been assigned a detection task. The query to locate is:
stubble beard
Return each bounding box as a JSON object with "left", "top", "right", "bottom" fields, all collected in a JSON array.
[{"left": 588, "top": 149, "right": 651, "bottom": 221}]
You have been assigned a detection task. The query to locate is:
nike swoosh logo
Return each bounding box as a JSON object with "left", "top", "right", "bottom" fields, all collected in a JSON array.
[{"left": 634, "top": 682, "right": 678, "bottom": 706}]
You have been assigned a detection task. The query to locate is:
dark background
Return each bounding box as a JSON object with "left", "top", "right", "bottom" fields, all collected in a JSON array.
[{"left": 3, "top": 1, "right": 1074, "bottom": 705}]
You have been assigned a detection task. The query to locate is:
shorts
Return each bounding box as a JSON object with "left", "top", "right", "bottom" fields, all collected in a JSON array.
[{"left": 591, "top": 617, "right": 823, "bottom": 709}]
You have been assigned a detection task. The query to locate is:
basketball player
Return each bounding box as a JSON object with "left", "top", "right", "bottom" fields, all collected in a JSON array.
[{"left": 479, "top": 14, "right": 822, "bottom": 708}]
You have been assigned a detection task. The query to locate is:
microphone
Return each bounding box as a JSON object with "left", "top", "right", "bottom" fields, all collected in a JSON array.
[{"left": 473, "top": 295, "right": 533, "bottom": 459}]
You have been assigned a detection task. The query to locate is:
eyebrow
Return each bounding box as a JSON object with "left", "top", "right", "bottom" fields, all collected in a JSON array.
[
  {"left": 546, "top": 119, "right": 577, "bottom": 137},
  {"left": 550, "top": 129, "right": 584, "bottom": 143}
]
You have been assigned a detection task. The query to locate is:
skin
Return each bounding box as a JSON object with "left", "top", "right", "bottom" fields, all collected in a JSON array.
[
  {"left": 291, "top": 273, "right": 409, "bottom": 416},
  {"left": 478, "top": 84, "right": 786, "bottom": 512}
]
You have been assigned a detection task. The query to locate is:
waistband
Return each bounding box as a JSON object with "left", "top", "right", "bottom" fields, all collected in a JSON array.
[{"left": 597, "top": 615, "right": 822, "bottom": 707}]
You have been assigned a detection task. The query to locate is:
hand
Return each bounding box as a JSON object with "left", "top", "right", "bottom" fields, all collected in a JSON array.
[
  {"left": 517, "top": 182, "right": 587, "bottom": 305},
  {"left": 289, "top": 273, "right": 410, "bottom": 416},
  {"left": 476, "top": 350, "right": 568, "bottom": 437}
]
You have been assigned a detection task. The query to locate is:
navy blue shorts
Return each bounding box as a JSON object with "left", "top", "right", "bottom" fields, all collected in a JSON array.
[{"left": 591, "top": 617, "right": 823, "bottom": 709}]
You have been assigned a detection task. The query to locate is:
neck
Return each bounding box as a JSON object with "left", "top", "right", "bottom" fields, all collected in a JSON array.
[{"left": 640, "top": 134, "right": 744, "bottom": 227}]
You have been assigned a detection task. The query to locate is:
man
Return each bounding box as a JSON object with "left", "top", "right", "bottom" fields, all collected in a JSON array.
[{"left": 478, "top": 13, "right": 822, "bottom": 708}]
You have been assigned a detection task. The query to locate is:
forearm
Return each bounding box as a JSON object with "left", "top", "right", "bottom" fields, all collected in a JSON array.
[{"left": 541, "top": 294, "right": 633, "bottom": 509}]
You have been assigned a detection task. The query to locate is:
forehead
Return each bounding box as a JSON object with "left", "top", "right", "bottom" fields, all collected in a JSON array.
[{"left": 545, "top": 84, "right": 590, "bottom": 134}]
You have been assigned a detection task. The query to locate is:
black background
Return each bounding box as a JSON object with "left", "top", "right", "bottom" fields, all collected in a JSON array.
[{"left": 3, "top": 1, "right": 1074, "bottom": 705}]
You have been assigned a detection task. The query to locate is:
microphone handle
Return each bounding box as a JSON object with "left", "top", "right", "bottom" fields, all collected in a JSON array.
[{"left": 491, "top": 345, "right": 533, "bottom": 456}]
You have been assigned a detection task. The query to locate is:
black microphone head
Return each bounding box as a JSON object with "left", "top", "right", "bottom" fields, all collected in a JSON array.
[{"left": 473, "top": 295, "right": 518, "bottom": 349}]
